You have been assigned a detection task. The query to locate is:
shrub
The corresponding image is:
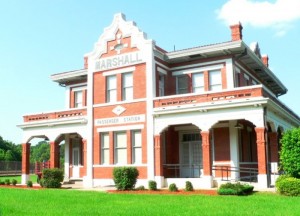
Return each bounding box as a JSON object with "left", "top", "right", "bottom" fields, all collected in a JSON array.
[
  {"left": 148, "top": 180, "right": 157, "bottom": 191},
  {"left": 41, "top": 168, "right": 64, "bottom": 188},
  {"left": 135, "top": 185, "right": 145, "bottom": 191},
  {"left": 113, "top": 167, "right": 139, "bottom": 191},
  {"left": 169, "top": 183, "right": 178, "bottom": 192},
  {"left": 280, "top": 128, "right": 300, "bottom": 178},
  {"left": 27, "top": 180, "right": 33, "bottom": 188},
  {"left": 12, "top": 179, "right": 17, "bottom": 186},
  {"left": 276, "top": 175, "right": 300, "bottom": 196},
  {"left": 217, "top": 182, "right": 254, "bottom": 195},
  {"left": 5, "top": 179, "right": 10, "bottom": 185},
  {"left": 185, "top": 181, "right": 194, "bottom": 191},
  {"left": 0, "top": 180, "right": 4, "bottom": 185}
]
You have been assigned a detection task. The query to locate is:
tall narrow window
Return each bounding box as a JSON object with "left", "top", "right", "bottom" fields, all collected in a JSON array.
[
  {"left": 209, "top": 70, "right": 222, "bottom": 91},
  {"left": 122, "top": 73, "right": 133, "bottom": 101},
  {"left": 192, "top": 73, "right": 204, "bottom": 93},
  {"left": 114, "top": 131, "right": 127, "bottom": 164},
  {"left": 177, "top": 75, "right": 189, "bottom": 94},
  {"left": 74, "top": 91, "right": 83, "bottom": 108},
  {"left": 132, "top": 130, "right": 142, "bottom": 164},
  {"left": 159, "top": 74, "right": 165, "bottom": 96},
  {"left": 106, "top": 75, "right": 117, "bottom": 103},
  {"left": 101, "top": 133, "right": 109, "bottom": 164}
]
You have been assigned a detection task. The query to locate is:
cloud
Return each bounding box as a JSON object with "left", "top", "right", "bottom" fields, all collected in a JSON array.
[{"left": 217, "top": 0, "right": 300, "bottom": 36}]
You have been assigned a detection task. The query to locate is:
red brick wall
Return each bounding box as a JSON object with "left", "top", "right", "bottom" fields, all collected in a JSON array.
[
  {"left": 93, "top": 166, "right": 147, "bottom": 179},
  {"left": 93, "top": 63, "right": 146, "bottom": 104}
]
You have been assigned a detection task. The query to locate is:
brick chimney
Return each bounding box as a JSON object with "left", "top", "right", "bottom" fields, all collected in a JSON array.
[
  {"left": 230, "top": 22, "right": 243, "bottom": 41},
  {"left": 261, "top": 55, "right": 269, "bottom": 67}
]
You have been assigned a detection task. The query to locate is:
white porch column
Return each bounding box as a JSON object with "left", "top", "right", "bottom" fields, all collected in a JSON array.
[
  {"left": 154, "top": 134, "right": 165, "bottom": 189},
  {"left": 229, "top": 121, "right": 240, "bottom": 180},
  {"left": 64, "top": 134, "right": 70, "bottom": 182}
]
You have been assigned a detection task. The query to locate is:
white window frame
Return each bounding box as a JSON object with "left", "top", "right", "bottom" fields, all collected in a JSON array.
[
  {"left": 132, "top": 130, "right": 142, "bottom": 164},
  {"left": 122, "top": 72, "right": 133, "bottom": 101},
  {"left": 192, "top": 73, "right": 204, "bottom": 93},
  {"left": 209, "top": 70, "right": 222, "bottom": 91},
  {"left": 159, "top": 74, "right": 165, "bottom": 96},
  {"left": 106, "top": 75, "right": 117, "bottom": 103},
  {"left": 100, "top": 133, "right": 110, "bottom": 165},
  {"left": 74, "top": 90, "right": 83, "bottom": 108},
  {"left": 114, "top": 131, "right": 127, "bottom": 164}
]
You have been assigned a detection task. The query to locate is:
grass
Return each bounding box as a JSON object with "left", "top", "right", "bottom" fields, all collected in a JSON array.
[
  {"left": 0, "top": 175, "right": 37, "bottom": 184},
  {"left": 0, "top": 188, "right": 300, "bottom": 215}
]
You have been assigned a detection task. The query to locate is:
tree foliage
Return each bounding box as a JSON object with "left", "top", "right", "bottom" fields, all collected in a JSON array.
[
  {"left": 30, "top": 141, "right": 50, "bottom": 163},
  {"left": 280, "top": 128, "right": 300, "bottom": 178},
  {"left": 0, "top": 136, "right": 21, "bottom": 161}
]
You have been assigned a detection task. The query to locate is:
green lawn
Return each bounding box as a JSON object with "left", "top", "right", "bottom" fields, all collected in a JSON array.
[
  {"left": 0, "top": 175, "right": 37, "bottom": 184},
  {"left": 0, "top": 188, "right": 300, "bottom": 215}
]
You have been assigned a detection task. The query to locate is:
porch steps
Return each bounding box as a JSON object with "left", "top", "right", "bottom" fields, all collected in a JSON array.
[{"left": 62, "top": 179, "right": 83, "bottom": 189}]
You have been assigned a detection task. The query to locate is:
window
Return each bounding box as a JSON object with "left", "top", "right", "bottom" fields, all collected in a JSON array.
[
  {"left": 192, "top": 73, "right": 204, "bottom": 93},
  {"left": 122, "top": 73, "right": 133, "bottom": 100},
  {"left": 244, "top": 74, "right": 250, "bottom": 86},
  {"left": 74, "top": 91, "right": 83, "bottom": 108},
  {"left": 132, "top": 130, "right": 142, "bottom": 164},
  {"left": 177, "top": 75, "right": 189, "bottom": 94},
  {"left": 101, "top": 133, "right": 109, "bottom": 164},
  {"left": 159, "top": 74, "right": 165, "bottom": 96},
  {"left": 107, "top": 75, "right": 117, "bottom": 102},
  {"left": 114, "top": 131, "right": 127, "bottom": 164},
  {"left": 209, "top": 70, "right": 222, "bottom": 91}
]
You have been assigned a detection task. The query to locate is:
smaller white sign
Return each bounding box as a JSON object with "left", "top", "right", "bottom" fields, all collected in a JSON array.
[{"left": 95, "top": 114, "right": 145, "bottom": 126}]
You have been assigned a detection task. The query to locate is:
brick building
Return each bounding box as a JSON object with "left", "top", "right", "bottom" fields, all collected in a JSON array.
[{"left": 18, "top": 13, "right": 300, "bottom": 189}]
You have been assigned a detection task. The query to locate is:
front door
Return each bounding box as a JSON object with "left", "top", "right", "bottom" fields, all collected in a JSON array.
[
  {"left": 180, "top": 133, "right": 202, "bottom": 178},
  {"left": 72, "top": 138, "right": 81, "bottom": 179}
]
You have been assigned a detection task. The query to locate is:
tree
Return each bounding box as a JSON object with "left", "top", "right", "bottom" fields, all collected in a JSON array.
[
  {"left": 30, "top": 141, "right": 50, "bottom": 163},
  {"left": 280, "top": 127, "right": 300, "bottom": 178},
  {"left": 4, "top": 150, "right": 14, "bottom": 161},
  {"left": 0, "top": 136, "right": 22, "bottom": 161}
]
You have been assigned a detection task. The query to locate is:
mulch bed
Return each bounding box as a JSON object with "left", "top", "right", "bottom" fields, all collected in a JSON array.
[
  {"left": 0, "top": 185, "right": 42, "bottom": 190},
  {"left": 108, "top": 189, "right": 218, "bottom": 195}
]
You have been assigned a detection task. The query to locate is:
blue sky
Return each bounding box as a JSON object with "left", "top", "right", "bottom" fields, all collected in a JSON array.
[{"left": 0, "top": 0, "right": 299, "bottom": 144}]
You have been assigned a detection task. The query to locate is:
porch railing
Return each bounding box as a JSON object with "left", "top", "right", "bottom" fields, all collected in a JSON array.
[
  {"left": 212, "top": 165, "right": 258, "bottom": 182},
  {"left": 163, "top": 164, "right": 202, "bottom": 178}
]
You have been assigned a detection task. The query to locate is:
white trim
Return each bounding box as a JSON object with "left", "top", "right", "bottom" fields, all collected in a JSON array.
[
  {"left": 212, "top": 161, "right": 231, "bottom": 165},
  {"left": 21, "top": 107, "right": 87, "bottom": 117},
  {"left": 51, "top": 69, "right": 87, "bottom": 82},
  {"left": 65, "top": 87, "right": 70, "bottom": 109},
  {"left": 68, "top": 83, "right": 88, "bottom": 88},
  {"left": 18, "top": 117, "right": 88, "bottom": 129},
  {"left": 172, "top": 64, "right": 223, "bottom": 76},
  {"left": 71, "top": 86, "right": 87, "bottom": 91},
  {"left": 171, "top": 59, "right": 227, "bottom": 71},
  {"left": 235, "top": 66, "right": 241, "bottom": 73},
  {"left": 155, "top": 61, "right": 170, "bottom": 71},
  {"left": 225, "top": 59, "right": 234, "bottom": 89},
  {"left": 244, "top": 73, "right": 249, "bottom": 80},
  {"left": 97, "top": 124, "right": 144, "bottom": 132},
  {"left": 93, "top": 98, "right": 146, "bottom": 108},
  {"left": 93, "top": 164, "right": 147, "bottom": 168},
  {"left": 102, "top": 66, "right": 136, "bottom": 76},
  {"left": 157, "top": 67, "right": 167, "bottom": 75}
]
